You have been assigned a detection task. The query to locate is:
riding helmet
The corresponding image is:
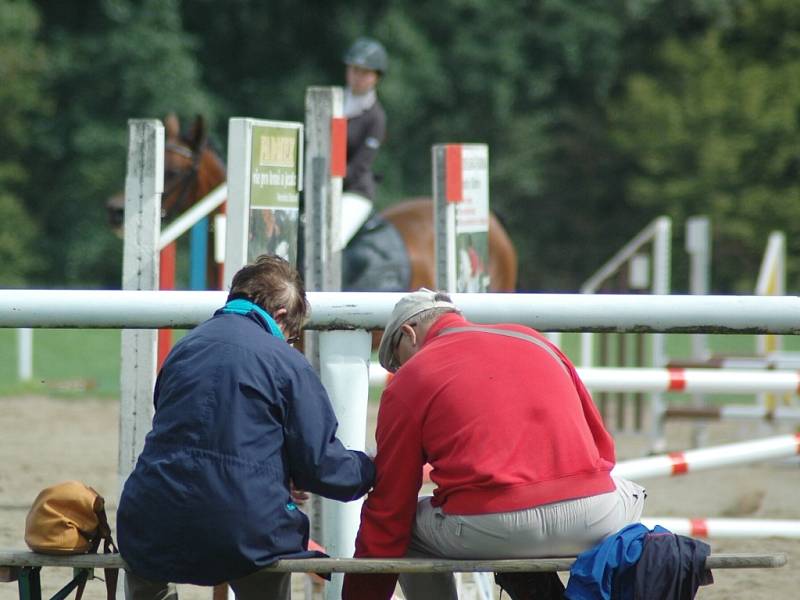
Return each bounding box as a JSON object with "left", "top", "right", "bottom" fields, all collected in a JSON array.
[{"left": 343, "top": 37, "right": 388, "bottom": 74}]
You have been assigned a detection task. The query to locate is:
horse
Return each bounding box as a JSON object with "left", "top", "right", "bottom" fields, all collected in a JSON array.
[
  {"left": 107, "top": 114, "right": 227, "bottom": 288},
  {"left": 107, "top": 114, "right": 518, "bottom": 295}
]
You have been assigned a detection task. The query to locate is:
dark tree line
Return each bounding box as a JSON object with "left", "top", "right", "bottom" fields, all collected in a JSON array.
[{"left": 2, "top": 0, "right": 799, "bottom": 292}]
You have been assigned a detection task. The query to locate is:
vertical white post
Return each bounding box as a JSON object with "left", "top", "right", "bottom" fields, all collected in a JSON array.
[
  {"left": 580, "top": 332, "right": 594, "bottom": 367},
  {"left": 319, "top": 330, "right": 371, "bottom": 600},
  {"left": 224, "top": 118, "right": 251, "bottom": 289},
  {"left": 304, "top": 87, "right": 345, "bottom": 572},
  {"left": 305, "top": 87, "right": 344, "bottom": 292},
  {"left": 686, "top": 217, "right": 711, "bottom": 355},
  {"left": 17, "top": 328, "right": 33, "bottom": 381},
  {"left": 649, "top": 216, "right": 671, "bottom": 452},
  {"left": 119, "top": 119, "right": 163, "bottom": 487},
  {"left": 755, "top": 231, "right": 786, "bottom": 418},
  {"left": 432, "top": 144, "right": 459, "bottom": 292},
  {"left": 686, "top": 216, "right": 711, "bottom": 446}
]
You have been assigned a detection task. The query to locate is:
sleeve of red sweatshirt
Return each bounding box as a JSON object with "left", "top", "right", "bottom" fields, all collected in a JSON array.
[{"left": 342, "top": 382, "right": 425, "bottom": 600}]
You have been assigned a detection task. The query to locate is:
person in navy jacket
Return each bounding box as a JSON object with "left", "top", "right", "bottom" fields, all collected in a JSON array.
[{"left": 118, "top": 255, "right": 375, "bottom": 600}]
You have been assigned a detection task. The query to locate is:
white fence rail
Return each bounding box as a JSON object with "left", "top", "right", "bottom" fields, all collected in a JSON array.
[
  {"left": 3, "top": 290, "right": 800, "bottom": 333},
  {"left": 369, "top": 363, "right": 800, "bottom": 395}
]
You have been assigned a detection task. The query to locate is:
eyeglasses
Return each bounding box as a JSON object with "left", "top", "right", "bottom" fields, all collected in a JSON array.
[
  {"left": 391, "top": 322, "right": 417, "bottom": 366},
  {"left": 286, "top": 334, "right": 301, "bottom": 345}
]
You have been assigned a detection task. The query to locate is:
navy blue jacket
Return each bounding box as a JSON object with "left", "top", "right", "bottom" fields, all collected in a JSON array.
[{"left": 117, "top": 308, "right": 375, "bottom": 585}]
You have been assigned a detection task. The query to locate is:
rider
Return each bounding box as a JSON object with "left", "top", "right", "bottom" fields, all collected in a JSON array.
[{"left": 339, "top": 37, "right": 388, "bottom": 249}]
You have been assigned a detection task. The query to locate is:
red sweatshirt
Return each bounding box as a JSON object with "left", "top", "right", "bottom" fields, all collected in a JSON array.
[{"left": 342, "top": 313, "right": 616, "bottom": 600}]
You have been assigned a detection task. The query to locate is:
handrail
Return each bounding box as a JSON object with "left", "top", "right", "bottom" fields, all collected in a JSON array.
[
  {"left": 580, "top": 216, "right": 671, "bottom": 294},
  {"left": 158, "top": 184, "right": 227, "bottom": 250}
]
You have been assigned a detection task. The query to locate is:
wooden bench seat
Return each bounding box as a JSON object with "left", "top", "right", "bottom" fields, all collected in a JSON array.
[{"left": 0, "top": 549, "right": 788, "bottom": 600}]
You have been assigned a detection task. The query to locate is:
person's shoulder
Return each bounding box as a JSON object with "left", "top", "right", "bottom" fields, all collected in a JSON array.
[{"left": 374, "top": 101, "right": 386, "bottom": 125}]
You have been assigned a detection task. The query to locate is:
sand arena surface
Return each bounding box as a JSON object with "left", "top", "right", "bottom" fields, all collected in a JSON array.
[{"left": 0, "top": 395, "right": 797, "bottom": 599}]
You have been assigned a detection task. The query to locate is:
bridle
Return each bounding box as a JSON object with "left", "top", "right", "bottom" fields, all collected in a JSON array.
[{"left": 163, "top": 138, "right": 205, "bottom": 221}]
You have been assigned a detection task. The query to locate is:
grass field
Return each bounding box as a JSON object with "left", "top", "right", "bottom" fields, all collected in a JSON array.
[{"left": 1, "top": 328, "right": 798, "bottom": 402}]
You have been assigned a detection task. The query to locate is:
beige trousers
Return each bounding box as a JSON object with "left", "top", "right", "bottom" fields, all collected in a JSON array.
[{"left": 398, "top": 477, "right": 647, "bottom": 600}]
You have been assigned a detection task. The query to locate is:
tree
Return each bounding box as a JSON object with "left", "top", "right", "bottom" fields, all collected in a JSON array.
[
  {"left": 0, "top": 0, "right": 47, "bottom": 284},
  {"left": 26, "top": 0, "right": 213, "bottom": 287},
  {"left": 610, "top": 0, "right": 800, "bottom": 292}
]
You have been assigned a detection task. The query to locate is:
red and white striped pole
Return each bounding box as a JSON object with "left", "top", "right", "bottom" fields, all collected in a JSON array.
[
  {"left": 613, "top": 433, "right": 800, "bottom": 480},
  {"left": 641, "top": 517, "right": 800, "bottom": 539},
  {"left": 580, "top": 366, "right": 800, "bottom": 394},
  {"left": 419, "top": 434, "right": 800, "bottom": 486},
  {"left": 369, "top": 363, "right": 800, "bottom": 395}
]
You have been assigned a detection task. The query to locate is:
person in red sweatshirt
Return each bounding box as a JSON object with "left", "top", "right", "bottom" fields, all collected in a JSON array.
[{"left": 342, "top": 289, "right": 646, "bottom": 600}]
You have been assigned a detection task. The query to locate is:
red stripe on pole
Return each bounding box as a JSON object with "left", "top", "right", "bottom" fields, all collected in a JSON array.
[
  {"left": 158, "top": 243, "right": 177, "bottom": 368},
  {"left": 668, "top": 451, "right": 689, "bottom": 475},
  {"left": 330, "top": 117, "right": 347, "bottom": 177},
  {"left": 690, "top": 518, "right": 709, "bottom": 538},
  {"left": 445, "top": 144, "right": 463, "bottom": 203},
  {"left": 796, "top": 432, "right": 800, "bottom": 454},
  {"left": 667, "top": 368, "right": 687, "bottom": 391}
]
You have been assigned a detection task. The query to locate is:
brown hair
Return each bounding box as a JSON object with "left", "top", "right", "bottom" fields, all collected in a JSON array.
[{"left": 228, "top": 254, "right": 309, "bottom": 338}]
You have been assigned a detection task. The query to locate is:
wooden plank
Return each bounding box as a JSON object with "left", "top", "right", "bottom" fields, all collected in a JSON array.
[{"left": 0, "top": 551, "right": 787, "bottom": 573}]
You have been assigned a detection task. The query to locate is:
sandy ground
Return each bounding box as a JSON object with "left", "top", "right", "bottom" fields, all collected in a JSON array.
[{"left": 0, "top": 395, "right": 797, "bottom": 600}]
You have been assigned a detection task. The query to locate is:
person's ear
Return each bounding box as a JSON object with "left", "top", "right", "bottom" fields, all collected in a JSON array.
[
  {"left": 273, "top": 307, "right": 288, "bottom": 321},
  {"left": 401, "top": 323, "right": 417, "bottom": 347}
]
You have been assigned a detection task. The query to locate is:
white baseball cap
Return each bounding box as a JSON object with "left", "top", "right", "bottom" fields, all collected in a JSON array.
[{"left": 377, "top": 288, "right": 460, "bottom": 372}]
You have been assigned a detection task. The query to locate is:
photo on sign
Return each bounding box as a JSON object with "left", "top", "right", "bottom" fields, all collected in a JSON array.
[
  {"left": 456, "top": 231, "right": 489, "bottom": 293},
  {"left": 248, "top": 207, "right": 299, "bottom": 267}
]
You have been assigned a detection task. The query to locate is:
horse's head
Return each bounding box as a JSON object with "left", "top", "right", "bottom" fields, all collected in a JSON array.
[{"left": 105, "top": 113, "right": 227, "bottom": 235}]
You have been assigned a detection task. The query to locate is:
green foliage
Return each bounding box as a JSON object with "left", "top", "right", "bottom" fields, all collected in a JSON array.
[
  {"left": 0, "top": 0, "right": 49, "bottom": 283},
  {"left": 611, "top": 0, "right": 800, "bottom": 292},
  {"left": 25, "top": 0, "right": 213, "bottom": 287},
  {"left": 0, "top": 0, "right": 797, "bottom": 293}
]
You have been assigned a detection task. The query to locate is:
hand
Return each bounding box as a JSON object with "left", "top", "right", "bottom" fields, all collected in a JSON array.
[{"left": 289, "top": 480, "right": 310, "bottom": 506}]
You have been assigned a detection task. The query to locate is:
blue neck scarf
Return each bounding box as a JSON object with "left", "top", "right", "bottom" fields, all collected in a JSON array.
[{"left": 221, "top": 299, "right": 285, "bottom": 340}]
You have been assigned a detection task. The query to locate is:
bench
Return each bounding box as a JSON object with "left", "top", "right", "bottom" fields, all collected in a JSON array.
[{"left": 0, "top": 550, "right": 788, "bottom": 600}]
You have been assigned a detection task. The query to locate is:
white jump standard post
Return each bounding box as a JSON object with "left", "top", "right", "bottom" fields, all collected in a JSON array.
[
  {"left": 432, "top": 143, "right": 490, "bottom": 293},
  {"left": 304, "top": 86, "right": 369, "bottom": 600},
  {"left": 119, "top": 119, "right": 163, "bottom": 487}
]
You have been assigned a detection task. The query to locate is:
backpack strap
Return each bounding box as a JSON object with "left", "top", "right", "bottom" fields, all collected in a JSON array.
[
  {"left": 438, "top": 326, "right": 570, "bottom": 376},
  {"left": 90, "top": 496, "right": 119, "bottom": 600}
]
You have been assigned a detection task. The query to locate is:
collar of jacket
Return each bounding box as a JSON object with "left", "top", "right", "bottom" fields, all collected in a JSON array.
[{"left": 220, "top": 299, "right": 285, "bottom": 340}]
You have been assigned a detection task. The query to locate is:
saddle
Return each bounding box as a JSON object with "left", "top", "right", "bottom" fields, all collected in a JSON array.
[{"left": 343, "top": 214, "right": 411, "bottom": 291}]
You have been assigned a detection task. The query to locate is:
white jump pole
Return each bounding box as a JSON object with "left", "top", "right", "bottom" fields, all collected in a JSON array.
[
  {"left": 368, "top": 363, "right": 800, "bottom": 395},
  {"left": 5, "top": 292, "right": 800, "bottom": 332},
  {"left": 641, "top": 517, "right": 800, "bottom": 539},
  {"left": 412, "top": 434, "right": 799, "bottom": 487},
  {"left": 158, "top": 183, "right": 227, "bottom": 250},
  {"left": 578, "top": 367, "right": 800, "bottom": 394},
  {"left": 665, "top": 404, "right": 800, "bottom": 421},
  {"left": 612, "top": 433, "right": 800, "bottom": 480}
]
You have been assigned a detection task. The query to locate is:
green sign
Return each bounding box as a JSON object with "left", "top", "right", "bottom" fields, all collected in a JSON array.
[{"left": 249, "top": 125, "right": 301, "bottom": 209}]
